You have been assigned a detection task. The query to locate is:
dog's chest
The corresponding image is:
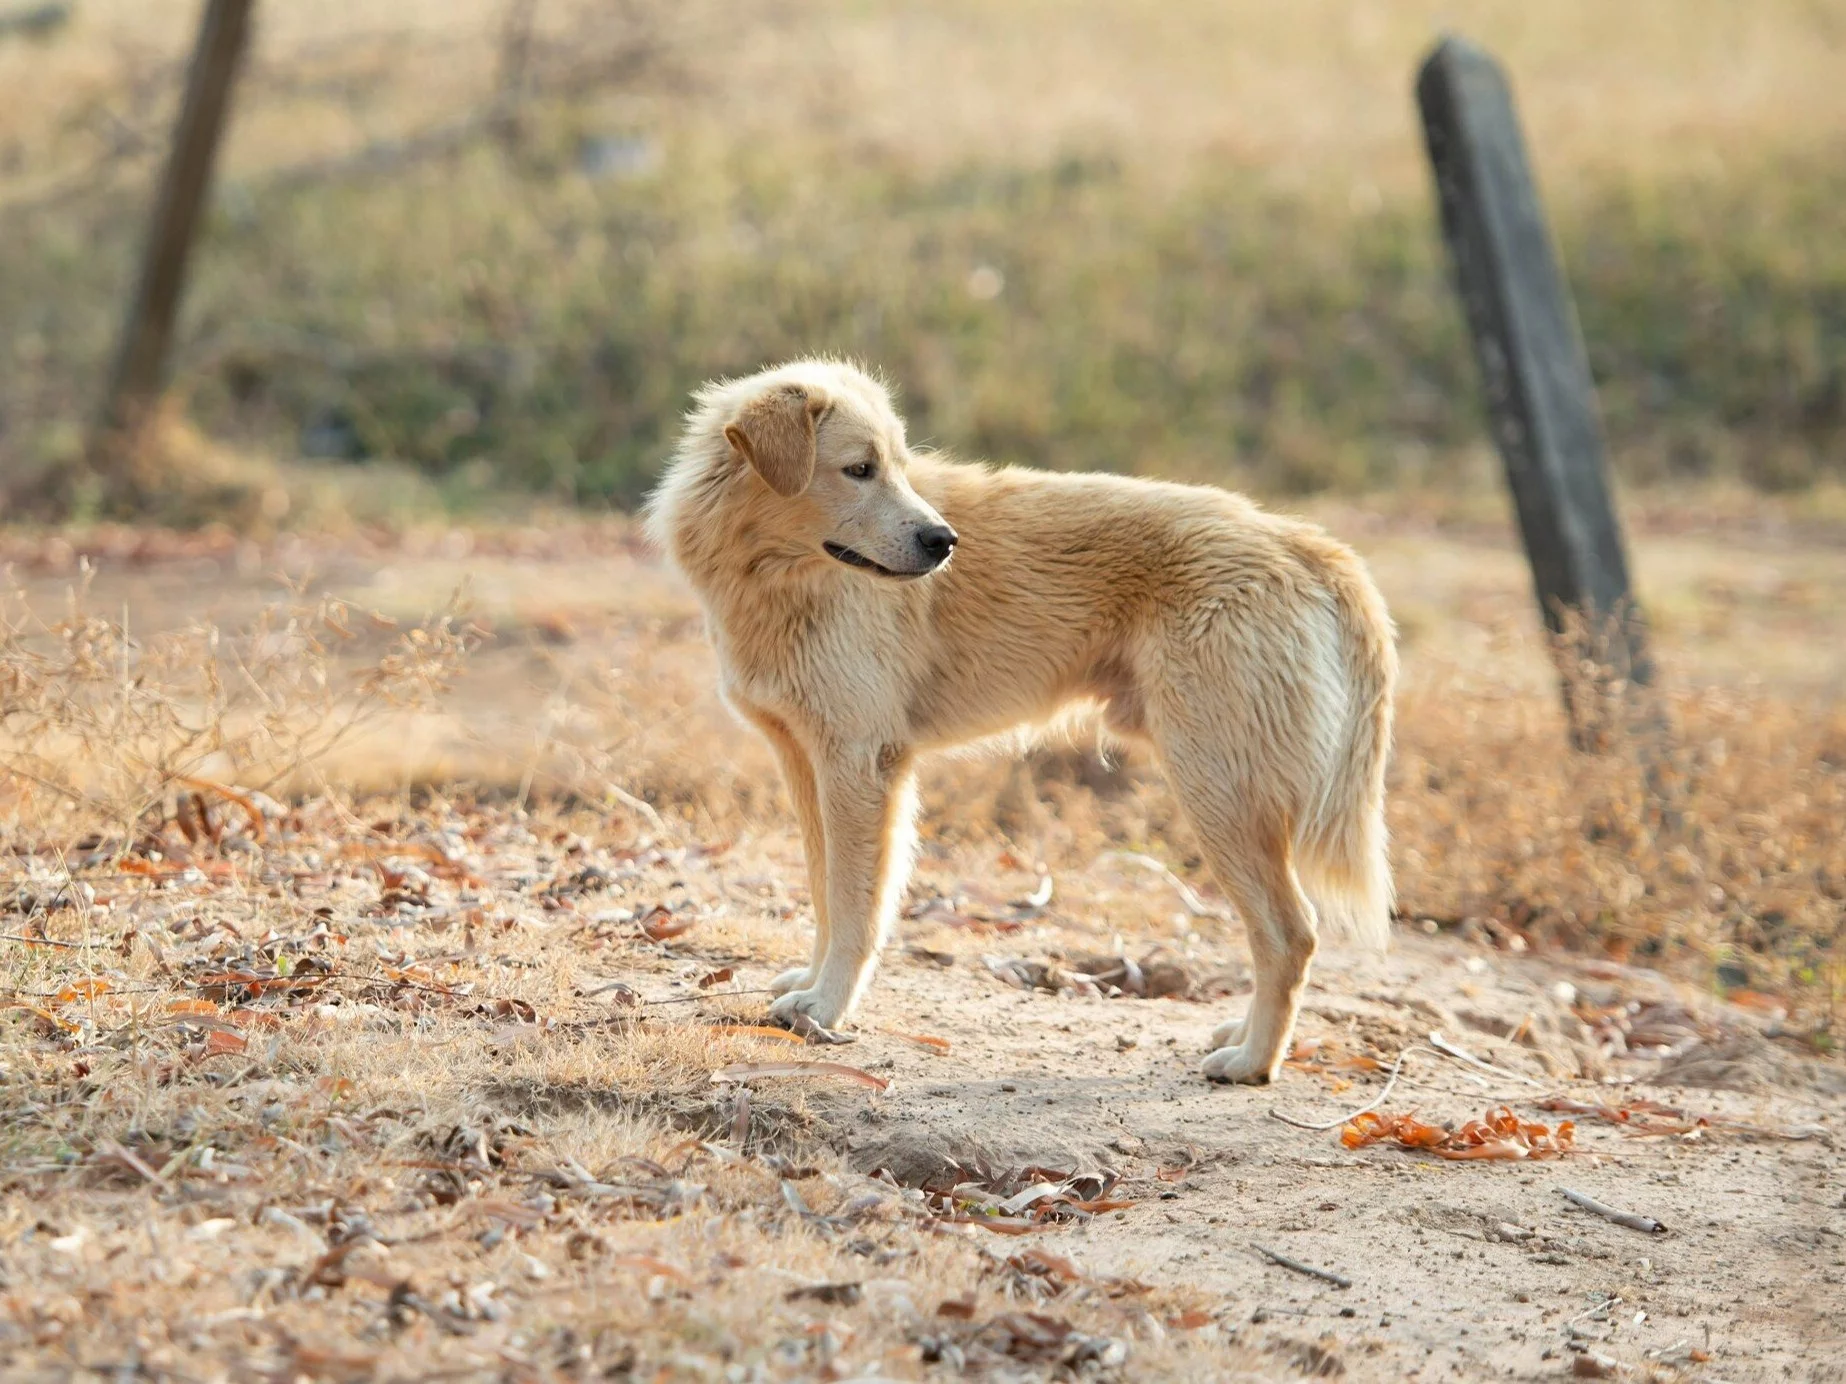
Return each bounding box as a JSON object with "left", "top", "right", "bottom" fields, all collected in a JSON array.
[{"left": 708, "top": 591, "right": 904, "bottom": 721}]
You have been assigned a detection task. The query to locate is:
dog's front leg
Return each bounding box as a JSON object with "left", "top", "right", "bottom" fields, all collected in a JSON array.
[
  {"left": 768, "top": 747, "right": 917, "bottom": 1029},
  {"left": 758, "top": 722, "right": 829, "bottom": 996}
]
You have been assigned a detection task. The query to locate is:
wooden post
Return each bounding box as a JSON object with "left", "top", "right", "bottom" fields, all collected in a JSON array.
[
  {"left": 1416, "top": 35, "right": 1655, "bottom": 751},
  {"left": 91, "top": 0, "right": 254, "bottom": 484}
]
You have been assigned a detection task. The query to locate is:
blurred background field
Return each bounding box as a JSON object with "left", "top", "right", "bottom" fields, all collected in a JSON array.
[{"left": 2, "top": 0, "right": 1845, "bottom": 518}]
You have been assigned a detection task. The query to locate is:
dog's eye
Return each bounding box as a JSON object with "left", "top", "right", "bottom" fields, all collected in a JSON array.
[{"left": 844, "top": 460, "right": 876, "bottom": 480}]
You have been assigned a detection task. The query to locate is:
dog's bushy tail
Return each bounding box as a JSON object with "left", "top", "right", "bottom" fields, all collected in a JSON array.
[{"left": 1296, "top": 550, "right": 1397, "bottom": 951}]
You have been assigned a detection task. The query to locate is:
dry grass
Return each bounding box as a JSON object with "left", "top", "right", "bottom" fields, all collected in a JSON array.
[{"left": 0, "top": 561, "right": 1249, "bottom": 1380}]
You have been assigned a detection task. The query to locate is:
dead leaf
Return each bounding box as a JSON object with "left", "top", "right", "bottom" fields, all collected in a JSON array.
[
  {"left": 472, "top": 1198, "right": 547, "bottom": 1228},
  {"left": 637, "top": 904, "right": 697, "bottom": 941},
  {"left": 1008, "top": 1248, "right": 1083, "bottom": 1289},
  {"left": 1342, "top": 1106, "right": 1575, "bottom": 1160},
  {"left": 606, "top": 1253, "right": 690, "bottom": 1283},
  {"left": 884, "top": 1029, "right": 951, "bottom": 1054},
  {"left": 697, "top": 967, "right": 734, "bottom": 988},
  {"left": 199, "top": 1030, "right": 248, "bottom": 1057},
  {"left": 55, "top": 978, "right": 110, "bottom": 1002},
  {"left": 941, "top": 1214, "right": 1045, "bottom": 1235},
  {"left": 786, "top": 1281, "right": 863, "bottom": 1306},
  {"left": 722, "top": 1025, "right": 806, "bottom": 1045}
]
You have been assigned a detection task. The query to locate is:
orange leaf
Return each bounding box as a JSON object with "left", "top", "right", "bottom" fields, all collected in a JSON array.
[
  {"left": 724, "top": 1026, "right": 806, "bottom": 1045},
  {"left": 56, "top": 978, "right": 110, "bottom": 1002},
  {"left": 1343, "top": 1106, "right": 1575, "bottom": 1159},
  {"left": 201, "top": 1030, "right": 247, "bottom": 1056},
  {"left": 167, "top": 998, "right": 219, "bottom": 1016},
  {"left": 637, "top": 904, "right": 698, "bottom": 941},
  {"left": 1, "top": 1001, "right": 80, "bottom": 1032},
  {"left": 1168, "top": 1310, "right": 1215, "bottom": 1330},
  {"left": 607, "top": 1253, "right": 690, "bottom": 1283},
  {"left": 1433, "top": 1139, "right": 1530, "bottom": 1161},
  {"left": 885, "top": 1029, "right": 952, "bottom": 1054}
]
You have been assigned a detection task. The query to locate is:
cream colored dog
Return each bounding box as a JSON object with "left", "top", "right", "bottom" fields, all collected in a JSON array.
[{"left": 646, "top": 360, "right": 1396, "bottom": 1083}]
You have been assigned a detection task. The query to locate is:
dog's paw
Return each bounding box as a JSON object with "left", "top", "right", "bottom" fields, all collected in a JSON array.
[
  {"left": 1201, "top": 1043, "right": 1275, "bottom": 1085},
  {"left": 768, "top": 985, "right": 850, "bottom": 1030},
  {"left": 768, "top": 966, "right": 814, "bottom": 997},
  {"left": 1208, "top": 1015, "right": 1248, "bottom": 1051}
]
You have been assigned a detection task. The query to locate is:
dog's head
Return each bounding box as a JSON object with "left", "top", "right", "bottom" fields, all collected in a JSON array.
[{"left": 716, "top": 364, "right": 956, "bottom": 581}]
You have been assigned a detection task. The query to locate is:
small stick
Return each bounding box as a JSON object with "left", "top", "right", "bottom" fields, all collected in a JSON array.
[
  {"left": 1557, "top": 1187, "right": 1667, "bottom": 1234},
  {"left": 1565, "top": 1293, "right": 1622, "bottom": 1327},
  {"left": 1429, "top": 1030, "right": 1544, "bottom": 1087},
  {"left": 0, "top": 933, "right": 84, "bottom": 950},
  {"left": 1095, "top": 851, "right": 1233, "bottom": 921},
  {"left": 1270, "top": 1046, "right": 1416, "bottom": 1131},
  {"left": 1250, "top": 1242, "right": 1352, "bottom": 1289}
]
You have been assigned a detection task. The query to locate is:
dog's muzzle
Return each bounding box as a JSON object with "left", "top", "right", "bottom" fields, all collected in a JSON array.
[{"left": 824, "top": 523, "right": 958, "bottom": 579}]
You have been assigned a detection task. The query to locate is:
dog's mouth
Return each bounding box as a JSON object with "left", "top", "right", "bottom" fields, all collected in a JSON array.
[{"left": 823, "top": 542, "right": 934, "bottom": 580}]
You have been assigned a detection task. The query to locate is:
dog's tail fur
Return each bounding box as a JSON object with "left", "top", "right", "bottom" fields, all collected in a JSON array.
[{"left": 1295, "top": 550, "right": 1397, "bottom": 951}]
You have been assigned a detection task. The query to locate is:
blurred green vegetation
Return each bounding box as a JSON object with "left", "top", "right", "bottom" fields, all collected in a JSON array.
[{"left": 4, "top": 132, "right": 1844, "bottom": 514}]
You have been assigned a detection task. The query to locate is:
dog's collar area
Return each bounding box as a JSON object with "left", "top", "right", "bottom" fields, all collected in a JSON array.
[{"left": 823, "top": 542, "right": 933, "bottom": 580}]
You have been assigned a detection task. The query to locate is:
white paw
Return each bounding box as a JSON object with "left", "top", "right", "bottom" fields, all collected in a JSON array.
[
  {"left": 768, "top": 985, "right": 851, "bottom": 1030},
  {"left": 1209, "top": 1015, "right": 1248, "bottom": 1050},
  {"left": 1201, "top": 1042, "right": 1276, "bottom": 1085},
  {"left": 768, "top": 966, "right": 814, "bottom": 997}
]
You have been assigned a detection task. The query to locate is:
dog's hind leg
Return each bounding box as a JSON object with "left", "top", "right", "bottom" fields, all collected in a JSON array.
[
  {"left": 1155, "top": 723, "right": 1318, "bottom": 1085},
  {"left": 755, "top": 717, "right": 829, "bottom": 997},
  {"left": 769, "top": 747, "right": 917, "bottom": 1029}
]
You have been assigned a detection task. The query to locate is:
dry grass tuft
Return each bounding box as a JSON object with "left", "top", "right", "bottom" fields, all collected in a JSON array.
[{"left": 0, "top": 575, "right": 478, "bottom": 856}]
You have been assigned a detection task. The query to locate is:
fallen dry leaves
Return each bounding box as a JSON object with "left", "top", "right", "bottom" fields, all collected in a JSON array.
[{"left": 1342, "top": 1106, "right": 1577, "bottom": 1160}]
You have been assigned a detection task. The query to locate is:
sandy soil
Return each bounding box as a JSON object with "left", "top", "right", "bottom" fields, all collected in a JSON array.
[{"left": 773, "top": 906, "right": 1845, "bottom": 1381}]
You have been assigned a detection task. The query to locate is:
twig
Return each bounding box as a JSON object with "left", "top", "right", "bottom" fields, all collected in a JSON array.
[
  {"left": 1557, "top": 1187, "right": 1667, "bottom": 1234},
  {"left": 1250, "top": 1242, "right": 1351, "bottom": 1289},
  {"left": 1428, "top": 1030, "right": 1543, "bottom": 1087},
  {"left": 0, "top": 933, "right": 84, "bottom": 949},
  {"left": 1270, "top": 1046, "right": 1417, "bottom": 1131},
  {"left": 1095, "top": 851, "right": 1233, "bottom": 921},
  {"left": 638, "top": 988, "right": 774, "bottom": 1007},
  {"left": 1565, "top": 1293, "right": 1622, "bottom": 1327},
  {"left": 604, "top": 782, "right": 671, "bottom": 841}
]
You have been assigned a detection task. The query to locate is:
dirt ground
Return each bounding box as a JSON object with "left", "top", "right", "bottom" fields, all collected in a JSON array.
[
  {"left": 809, "top": 905, "right": 1846, "bottom": 1380},
  {"left": 0, "top": 503, "right": 1841, "bottom": 1381}
]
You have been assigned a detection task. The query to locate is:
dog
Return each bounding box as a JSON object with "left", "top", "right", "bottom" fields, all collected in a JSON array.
[{"left": 645, "top": 359, "right": 1396, "bottom": 1083}]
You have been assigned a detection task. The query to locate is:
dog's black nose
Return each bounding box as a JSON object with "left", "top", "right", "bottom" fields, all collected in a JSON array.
[{"left": 916, "top": 524, "right": 958, "bottom": 564}]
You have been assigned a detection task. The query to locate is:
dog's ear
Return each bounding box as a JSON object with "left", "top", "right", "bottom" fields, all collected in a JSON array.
[{"left": 723, "top": 383, "right": 827, "bottom": 497}]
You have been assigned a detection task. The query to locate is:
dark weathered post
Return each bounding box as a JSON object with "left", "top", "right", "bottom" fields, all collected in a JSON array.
[
  {"left": 1416, "top": 35, "right": 1655, "bottom": 751},
  {"left": 91, "top": 0, "right": 255, "bottom": 483}
]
